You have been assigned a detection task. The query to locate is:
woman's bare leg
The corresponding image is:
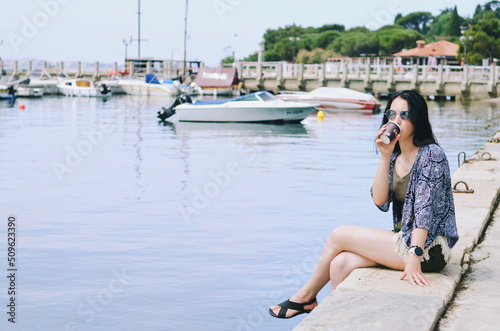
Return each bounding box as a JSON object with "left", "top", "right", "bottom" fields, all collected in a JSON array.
[
  {"left": 270, "top": 225, "right": 406, "bottom": 318},
  {"left": 329, "top": 251, "right": 378, "bottom": 290}
]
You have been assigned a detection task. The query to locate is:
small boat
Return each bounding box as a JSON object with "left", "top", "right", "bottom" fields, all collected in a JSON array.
[
  {"left": 116, "top": 74, "right": 189, "bottom": 96},
  {"left": 16, "top": 86, "right": 44, "bottom": 98},
  {"left": 98, "top": 71, "right": 129, "bottom": 95},
  {"left": 16, "top": 78, "right": 44, "bottom": 97},
  {"left": 26, "top": 72, "right": 65, "bottom": 94},
  {"left": 57, "top": 78, "right": 112, "bottom": 97},
  {"left": 0, "top": 85, "right": 16, "bottom": 101},
  {"left": 276, "top": 87, "right": 381, "bottom": 114},
  {"left": 157, "top": 91, "right": 317, "bottom": 123}
]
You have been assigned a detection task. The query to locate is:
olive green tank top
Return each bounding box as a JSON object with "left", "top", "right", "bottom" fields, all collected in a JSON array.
[
  {"left": 393, "top": 167, "right": 411, "bottom": 203},
  {"left": 393, "top": 166, "right": 412, "bottom": 232}
]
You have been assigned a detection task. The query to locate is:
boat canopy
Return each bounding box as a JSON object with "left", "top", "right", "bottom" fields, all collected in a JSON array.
[
  {"left": 193, "top": 67, "right": 239, "bottom": 88},
  {"left": 145, "top": 74, "right": 160, "bottom": 84}
]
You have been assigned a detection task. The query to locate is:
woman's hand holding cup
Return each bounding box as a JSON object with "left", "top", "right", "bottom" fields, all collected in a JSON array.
[{"left": 376, "top": 122, "right": 400, "bottom": 156}]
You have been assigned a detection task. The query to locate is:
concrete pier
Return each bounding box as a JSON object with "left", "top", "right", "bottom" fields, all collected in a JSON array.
[
  {"left": 294, "top": 130, "right": 500, "bottom": 330},
  {"left": 235, "top": 60, "right": 500, "bottom": 100}
]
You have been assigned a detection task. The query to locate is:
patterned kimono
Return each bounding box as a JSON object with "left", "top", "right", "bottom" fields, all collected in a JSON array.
[{"left": 374, "top": 144, "right": 459, "bottom": 262}]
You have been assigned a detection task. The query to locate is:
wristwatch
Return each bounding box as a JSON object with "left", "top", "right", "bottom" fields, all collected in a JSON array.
[{"left": 409, "top": 245, "right": 423, "bottom": 257}]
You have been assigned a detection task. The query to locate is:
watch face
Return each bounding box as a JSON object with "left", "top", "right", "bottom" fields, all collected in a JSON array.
[{"left": 415, "top": 247, "right": 423, "bottom": 256}]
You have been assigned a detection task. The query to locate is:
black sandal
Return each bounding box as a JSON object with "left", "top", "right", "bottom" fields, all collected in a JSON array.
[{"left": 268, "top": 297, "right": 317, "bottom": 319}]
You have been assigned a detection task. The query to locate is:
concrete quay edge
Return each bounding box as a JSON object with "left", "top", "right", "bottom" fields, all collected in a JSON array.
[
  {"left": 437, "top": 205, "right": 500, "bottom": 330},
  {"left": 294, "top": 130, "right": 500, "bottom": 331}
]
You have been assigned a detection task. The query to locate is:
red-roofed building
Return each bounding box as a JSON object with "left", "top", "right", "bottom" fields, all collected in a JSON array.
[{"left": 393, "top": 40, "right": 459, "bottom": 65}]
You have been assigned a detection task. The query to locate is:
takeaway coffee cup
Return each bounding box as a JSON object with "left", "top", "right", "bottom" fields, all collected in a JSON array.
[{"left": 381, "top": 121, "right": 401, "bottom": 144}]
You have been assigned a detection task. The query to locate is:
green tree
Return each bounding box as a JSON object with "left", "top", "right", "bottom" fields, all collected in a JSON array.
[
  {"left": 297, "top": 35, "right": 317, "bottom": 51},
  {"left": 263, "top": 49, "right": 281, "bottom": 61},
  {"left": 262, "top": 24, "right": 317, "bottom": 62},
  {"left": 296, "top": 49, "right": 310, "bottom": 64},
  {"left": 430, "top": 12, "right": 452, "bottom": 36},
  {"left": 316, "top": 24, "right": 345, "bottom": 33},
  {"left": 221, "top": 55, "right": 234, "bottom": 64},
  {"left": 429, "top": 7, "right": 464, "bottom": 37},
  {"left": 461, "top": 12, "right": 500, "bottom": 64},
  {"left": 395, "top": 12, "right": 434, "bottom": 34},
  {"left": 448, "top": 6, "right": 462, "bottom": 37},
  {"left": 377, "top": 25, "right": 424, "bottom": 55},
  {"left": 316, "top": 30, "right": 341, "bottom": 49},
  {"left": 485, "top": 1, "right": 500, "bottom": 19},
  {"left": 296, "top": 48, "right": 341, "bottom": 64},
  {"left": 332, "top": 27, "right": 379, "bottom": 56},
  {"left": 242, "top": 52, "right": 258, "bottom": 62},
  {"left": 394, "top": 13, "right": 403, "bottom": 24},
  {"left": 472, "top": 4, "right": 485, "bottom": 23}
]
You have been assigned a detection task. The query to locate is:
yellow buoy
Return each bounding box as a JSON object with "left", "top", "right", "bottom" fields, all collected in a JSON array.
[{"left": 317, "top": 110, "right": 324, "bottom": 120}]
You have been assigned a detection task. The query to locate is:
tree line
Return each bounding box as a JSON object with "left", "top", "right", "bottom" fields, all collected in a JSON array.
[{"left": 222, "top": 1, "right": 500, "bottom": 66}]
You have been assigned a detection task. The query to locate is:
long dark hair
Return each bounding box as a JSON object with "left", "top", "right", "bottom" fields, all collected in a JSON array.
[{"left": 380, "top": 90, "right": 438, "bottom": 153}]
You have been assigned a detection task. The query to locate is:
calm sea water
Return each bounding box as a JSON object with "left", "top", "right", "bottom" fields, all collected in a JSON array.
[{"left": 0, "top": 95, "right": 498, "bottom": 330}]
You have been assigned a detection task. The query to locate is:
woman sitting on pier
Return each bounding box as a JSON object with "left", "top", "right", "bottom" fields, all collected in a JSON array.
[{"left": 269, "top": 90, "right": 459, "bottom": 319}]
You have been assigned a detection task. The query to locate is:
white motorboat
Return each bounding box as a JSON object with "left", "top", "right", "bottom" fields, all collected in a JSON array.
[
  {"left": 26, "top": 72, "right": 65, "bottom": 94},
  {"left": 158, "top": 91, "right": 317, "bottom": 123},
  {"left": 16, "top": 86, "right": 44, "bottom": 97},
  {"left": 98, "top": 71, "right": 129, "bottom": 94},
  {"left": 57, "top": 79, "right": 112, "bottom": 97},
  {"left": 116, "top": 74, "right": 189, "bottom": 96},
  {"left": 276, "top": 87, "right": 381, "bottom": 114}
]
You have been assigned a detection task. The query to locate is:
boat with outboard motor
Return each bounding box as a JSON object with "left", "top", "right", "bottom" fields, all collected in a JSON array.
[
  {"left": 276, "top": 87, "right": 381, "bottom": 114},
  {"left": 0, "top": 85, "right": 16, "bottom": 101},
  {"left": 157, "top": 91, "right": 317, "bottom": 123},
  {"left": 57, "top": 78, "right": 112, "bottom": 97}
]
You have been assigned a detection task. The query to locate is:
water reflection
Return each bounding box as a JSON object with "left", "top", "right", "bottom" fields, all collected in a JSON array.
[
  {"left": 173, "top": 121, "right": 310, "bottom": 136},
  {"left": 0, "top": 95, "right": 499, "bottom": 331},
  {"left": 134, "top": 104, "right": 144, "bottom": 199}
]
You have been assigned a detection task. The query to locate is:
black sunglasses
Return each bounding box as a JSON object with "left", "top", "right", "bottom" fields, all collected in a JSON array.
[{"left": 385, "top": 109, "right": 410, "bottom": 120}]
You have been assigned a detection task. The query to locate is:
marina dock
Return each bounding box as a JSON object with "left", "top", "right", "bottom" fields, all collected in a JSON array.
[
  {"left": 2, "top": 59, "right": 500, "bottom": 100},
  {"left": 0, "top": 59, "right": 202, "bottom": 93}
]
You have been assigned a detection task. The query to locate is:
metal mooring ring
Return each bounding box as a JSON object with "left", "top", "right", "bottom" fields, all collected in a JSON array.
[
  {"left": 453, "top": 181, "right": 474, "bottom": 193},
  {"left": 480, "top": 152, "right": 495, "bottom": 160}
]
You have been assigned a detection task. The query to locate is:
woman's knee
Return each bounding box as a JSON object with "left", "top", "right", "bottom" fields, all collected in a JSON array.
[
  {"left": 327, "top": 225, "right": 352, "bottom": 247},
  {"left": 330, "top": 252, "right": 350, "bottom": 272},
  {"left": 330, "top": 252, "right": 352, "bottom": 275}
]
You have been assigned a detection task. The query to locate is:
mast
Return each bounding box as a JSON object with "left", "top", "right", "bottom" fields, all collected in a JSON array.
[
  {"left": 138, "top": 0, "right": 141, "bottom": 57},
  {"left": 183, "top": 0, "right": 188, "bottom": 82}
]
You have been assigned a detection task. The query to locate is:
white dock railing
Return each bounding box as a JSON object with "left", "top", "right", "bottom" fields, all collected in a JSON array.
[
  {"left": 0, "top": 59, "right": 193, "bottom": 80},
  {"left": 233, "top": 61, "right": 500, "bottom": 84}
]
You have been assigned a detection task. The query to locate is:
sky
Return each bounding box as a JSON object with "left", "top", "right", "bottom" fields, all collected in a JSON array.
[{"left": 0, "top": 0, "right": 482, "bottom": 67}]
